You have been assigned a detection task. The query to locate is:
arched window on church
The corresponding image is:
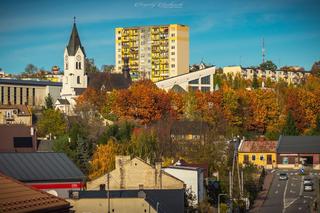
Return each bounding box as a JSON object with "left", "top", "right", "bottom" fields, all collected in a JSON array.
[
  {"left": 76, "top": 62, "right": 79, "bottom": 69},
  {"left": 79, "top": 62, "right": 81, "bottom": 69},
  {"left": 77, "top": 76, "right": 80, "bottom": 84},
  {"left": 66, "top": 63, "right": 68, "bottom": 70}
]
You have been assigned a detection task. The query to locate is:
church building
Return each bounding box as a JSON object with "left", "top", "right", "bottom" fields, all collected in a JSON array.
[{"left": 56, "top": 19, "right": 132, "bottom": 115}]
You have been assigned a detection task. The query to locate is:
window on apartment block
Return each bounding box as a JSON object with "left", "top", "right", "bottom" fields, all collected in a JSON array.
[
  {"left": 201, "top": 76, "right": 210, "bottom": 84},
  {"left": 171, "top": 52, "right": 175, "bottom": 55},
  {"left": 171, "top": 64, "right": 175, "bottom": 68},
  {"left": 171, "top": 46, "right": 175, "bottom": 49},
  {"left": 7, "top": 87, "right": 10, "bottom": 104},
  {"left": 1, "top": 86, "right": 4, "bottom": 104},
  {"left": 32, "top": 88, "right": 35, "bottom": 106},
  {"left": 189, "top": 79, "right": 199, "bottom": 84},
  {"left": 26, "top": 88, "right": 29, "bottom": 105},
  {"left": 251, "top": 155, "right": 256, "bottom": 161},
  {"left": 171, "top": 40, "right": 175, "bottom": 43},
  {"left": 171, "top": 33, "right": 175, "bottom": 37},
  {"left": 20, "top": 88, "right": 23, "bottom": 104},
  {"left": 13, "top": 87, "right": 17, "bottom": 104},
  {"left": 260, "top": 155, "right": 264, "bottom": 161}
]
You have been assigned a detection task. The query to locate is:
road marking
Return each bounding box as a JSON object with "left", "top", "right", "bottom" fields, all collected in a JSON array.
[
  {"left": 282, "top": 180, "right": 289, "bottom": 213},
  {"left": 299, "top": 176, "right": 304, "bottom": 196},
  {"left": 298, "top": 207, "right": 302, "bottom": 210},
  {"left": 275, "top": 190, "right": 278, "bottom": 194}
]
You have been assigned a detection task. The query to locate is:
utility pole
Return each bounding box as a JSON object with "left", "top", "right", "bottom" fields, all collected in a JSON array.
[
  {"left": 262, "top": 37, "right": 265, "bottom": 64},
  {"left": 241, "top": 170, "right": 244, "bottom": 197},
  {"left": 229, "top": 171, "right": 233, "bottom": 212}
]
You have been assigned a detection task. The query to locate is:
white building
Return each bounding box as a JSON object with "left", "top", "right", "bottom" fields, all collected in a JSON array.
[
  {"left": 162, "top": 165, "right": 205, "bottom": 206},
  {"left": 60, "top": 20, "right": 87, "bottom": 107},
  {"left": 155, "top": 66, "right": 216, "bottom": 92}
]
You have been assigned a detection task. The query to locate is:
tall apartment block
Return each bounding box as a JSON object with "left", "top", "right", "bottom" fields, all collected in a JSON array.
[{"left": 115, "top": 24, "right": 189, "bottom": 82}]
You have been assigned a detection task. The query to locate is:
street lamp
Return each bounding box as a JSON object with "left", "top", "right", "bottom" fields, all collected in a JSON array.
[{"left": 218, "top": 193, "right": 228, "bottom": 213}]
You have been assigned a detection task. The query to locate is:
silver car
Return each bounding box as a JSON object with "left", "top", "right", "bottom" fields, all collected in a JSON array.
[{"left": 279, "top": 173, "right": 288, "bottom": 180}]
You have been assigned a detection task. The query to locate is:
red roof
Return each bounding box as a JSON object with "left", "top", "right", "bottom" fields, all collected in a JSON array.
[
  {"left": 0, "top": 173, "right": 70, "bottom": 213},
  {"left": 238, "top": 140, "right": 278, "bottom": 153}
]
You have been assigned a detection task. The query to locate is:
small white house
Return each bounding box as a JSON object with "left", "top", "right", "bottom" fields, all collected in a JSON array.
[{"left": 162, "top": 166, "right": 204, "bottom": 206}]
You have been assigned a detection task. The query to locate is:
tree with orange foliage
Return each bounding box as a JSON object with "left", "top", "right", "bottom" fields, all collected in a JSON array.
[
  {"left": 113, "top": 80, "right": 171, "bottom": 124},
  {"left": 89, "top": 139, "right": 120, "bottom": 180}
]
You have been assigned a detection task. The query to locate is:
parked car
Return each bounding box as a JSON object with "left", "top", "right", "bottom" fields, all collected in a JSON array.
[
  {"left": 279, "top": 173, "right": 288, "bottom": 180},
  {"left": 303, "top": 177, "right": 313, "bottom": 185},
  {"left": 304, "top": 183, "right": 313, "bottom": 192}
]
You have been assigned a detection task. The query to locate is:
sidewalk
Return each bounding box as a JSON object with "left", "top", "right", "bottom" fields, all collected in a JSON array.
[{"left": 249, "top": 172, "right": 274, "bottom": 212}]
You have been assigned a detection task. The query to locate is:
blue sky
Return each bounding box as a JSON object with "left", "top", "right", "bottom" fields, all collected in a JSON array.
[{"left": 0, "top": 0, "right": 319, "bottom": 73}]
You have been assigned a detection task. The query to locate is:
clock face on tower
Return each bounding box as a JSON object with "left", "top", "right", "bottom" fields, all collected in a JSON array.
[{"left": 76, "top": 55, "right": 81, "bottom": 61}]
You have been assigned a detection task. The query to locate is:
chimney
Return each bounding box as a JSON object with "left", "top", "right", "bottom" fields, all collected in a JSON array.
[{"left": 155, "top": 162, "right": 162, "bottom": 189}]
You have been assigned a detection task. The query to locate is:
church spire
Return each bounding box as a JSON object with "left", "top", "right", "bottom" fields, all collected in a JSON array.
[{"left": 66, "top": 18, "right": 85, "bottom": 57}]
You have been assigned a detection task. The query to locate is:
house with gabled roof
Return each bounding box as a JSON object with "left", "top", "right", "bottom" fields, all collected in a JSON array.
[
  {"left": 87, "top": 155, "right": 184, "bottom": 190},
  {"left": 277, "top": 136, "right": 320, "bottom": 170},
  {"left": 0, "top": 152, "right": 85, "bottom": 198},
  {"left": 238, "top": 140, "right": 278, "bottom": 169}
]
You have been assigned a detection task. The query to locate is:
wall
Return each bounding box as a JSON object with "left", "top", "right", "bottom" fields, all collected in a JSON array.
[
  {"left": 0, "top": 109, "right": 32, "bottom": 126},
  {"left": 238, "top": 152, "right": 276, "bottom": 169},
  {"left": 69, "top": 197, "right": 156, "bottom": 213},
  {"left": 0, "top": 125, "right": 36, "bottom": 152},
  {"left": 87, "top": 157, "right": 184, "bottom": 190},
  {"left": 163, "top": 167, "right": 203, "bottom": 205},
  {"left": 155, "top": 66, "right": 215, "bottom": 92}
]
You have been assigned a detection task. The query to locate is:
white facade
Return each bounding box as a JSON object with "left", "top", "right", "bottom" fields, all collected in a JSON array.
[
  {"left": 60, "top": 23, "right": 88, "bottom": 108},
  {"left": 60, "top": 48, "right": 87, "bottom": 106},
  {"left": 162, "top": 166, "right": 204, "bottom": 205},
  {"left": 156, "top": 66, "right": 216, "bottom": 92}
]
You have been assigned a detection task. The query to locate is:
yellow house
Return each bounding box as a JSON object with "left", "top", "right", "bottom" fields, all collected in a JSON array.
[{"left": 238, "top": 140, "right": 278, "bottom": 169}]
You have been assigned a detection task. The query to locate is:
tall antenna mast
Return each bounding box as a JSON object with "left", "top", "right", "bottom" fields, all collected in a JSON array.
[{"left": 262, "top": 37, "right": 265, "bottom": 63}]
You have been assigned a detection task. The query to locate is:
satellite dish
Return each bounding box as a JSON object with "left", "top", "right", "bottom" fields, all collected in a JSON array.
[{"left": 47, "top": 190, "right": 58, "bottom": 197}]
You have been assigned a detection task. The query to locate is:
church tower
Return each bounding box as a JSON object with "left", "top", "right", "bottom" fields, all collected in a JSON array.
[{"left": 60, "top": 18, "right": 87, "bottom": 105}]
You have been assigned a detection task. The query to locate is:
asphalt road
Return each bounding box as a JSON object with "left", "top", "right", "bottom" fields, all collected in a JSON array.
[{"left": 260, "top": 170, "right": 319, "bottom": 213}]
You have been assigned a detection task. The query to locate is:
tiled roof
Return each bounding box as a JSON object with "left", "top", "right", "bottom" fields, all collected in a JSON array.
[
  {"left": 0, "top": 105, "right": 31, "bottom": 116},
  {"left": 277, "top": 136, "right": 320, "bottom": 154},
  {"left": 0, "top": 152, "right": 85, "bottom": 182},
  {"left": 0, "top": 173, "right": 70, "bottom": 213},
  {"left": 67, "top": 23, "right": 86, "bottom": 56},
  {"left": 238, "top": 140, "right": 278, "bottom": 153},
  {"left": 87, "top": 72, "right": 131, "bottom": 91}
]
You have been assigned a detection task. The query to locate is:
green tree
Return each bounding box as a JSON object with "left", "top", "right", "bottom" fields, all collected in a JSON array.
[
  {"left": 52, "top": 135, "right": 76, "bottom": 160},
  {"left": 76, "top": 136, "right": 91, "bottom": 174},
  {"left": 252, "top": 74, "right": 259, "bottom": 89},
  {"left": 130, "top": 130, "right": 158, "bottom": 163},
  {"left": 37, "top": 109, "right": 67, "bottom": 137},
  {"left": 310, "top": 114, "right": 320, "bottom": 135},
  {"left": 85, "top": 58, "right": 99, "bottom": 73},
  {"left": 311, "top": 61, "right": 320, "bottom": 77},
  {"left": 282, "top": 111, "right": 299, "bottom": 136},
  {"left": 24, "top": 64, "right": 38, "bottom": 75},
  {"left": 260, "top": 60, "right": 277, "bottom": 71},
  {"left": 44, "top": 94, "right": 54, "bottom": 109}
]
